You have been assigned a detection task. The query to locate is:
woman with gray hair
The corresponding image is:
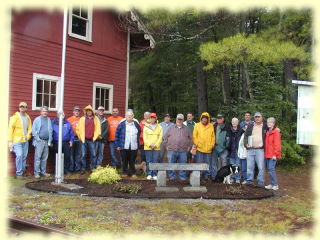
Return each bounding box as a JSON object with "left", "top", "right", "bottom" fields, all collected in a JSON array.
[
  {"left": 264, "top": 117, "right": 281, "bottom": 190},
  {"left": 228, "top": 117, "right": 244, "bottom": 183}
]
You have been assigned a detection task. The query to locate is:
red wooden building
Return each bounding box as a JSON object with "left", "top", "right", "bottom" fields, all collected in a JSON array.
[{"left": 8, "top": 8, "right": 154, "bottom": 175}]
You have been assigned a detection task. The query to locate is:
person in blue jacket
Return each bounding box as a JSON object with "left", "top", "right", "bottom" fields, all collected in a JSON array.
[
  {"left": 52, "top": 112, "right": 74, "bottom": 174},
  {"left": 32, "top": 106, "right": 53, "bottom": 178}
]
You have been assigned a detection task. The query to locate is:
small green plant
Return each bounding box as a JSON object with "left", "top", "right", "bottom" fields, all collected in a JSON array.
[
  {"left": 113, "top": 183, "right": 142, "bottom": 194},
  {"left": 88, "top": 166, "right": 121, "bottom": 184},
  {"left": 225, "top": 185, "right": 245, "bottom": 195}
]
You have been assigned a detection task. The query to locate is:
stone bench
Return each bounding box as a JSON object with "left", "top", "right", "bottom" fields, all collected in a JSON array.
[{"left": 149, "top": 163, "right": 209, "bottom": 192}]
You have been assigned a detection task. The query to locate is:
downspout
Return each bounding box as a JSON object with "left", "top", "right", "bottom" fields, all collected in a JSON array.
[{"left": 125, "top": 30, "right": 130, "bottom": 112}]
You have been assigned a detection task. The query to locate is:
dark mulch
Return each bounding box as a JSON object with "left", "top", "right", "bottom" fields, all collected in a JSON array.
[{"left": 25, "top": 179, "right": 274, "bottom": 200}]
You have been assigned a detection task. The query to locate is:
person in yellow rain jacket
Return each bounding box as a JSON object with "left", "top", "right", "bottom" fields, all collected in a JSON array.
[
  {"left": 143, "top": 113, "right": 163, "bottom": 180},
  {"left": 7, "top": 102, "right": 32, "bottom": 178},
  {"left": 193, "top": 112, "right": 215, "bottom": 180},
  {"left": 76, "top": 105, "right": 101, "bottom": 173}
]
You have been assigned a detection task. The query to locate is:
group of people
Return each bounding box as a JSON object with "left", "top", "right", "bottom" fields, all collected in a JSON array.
[{"left": 8, "top": 102, "right": 281, "bottom": 191}]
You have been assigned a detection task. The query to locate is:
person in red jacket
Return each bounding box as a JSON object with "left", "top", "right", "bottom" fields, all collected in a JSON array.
[
  {"left": 264, "top": 117, "right": 281, "bottom": 191},
  {"left": 138, "top": 112, "right": 150, "bottom": 163}
]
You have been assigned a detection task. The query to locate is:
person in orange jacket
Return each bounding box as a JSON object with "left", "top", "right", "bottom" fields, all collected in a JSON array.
[{"left": 264, "top": 117, "right": 281, "bottom": 191}]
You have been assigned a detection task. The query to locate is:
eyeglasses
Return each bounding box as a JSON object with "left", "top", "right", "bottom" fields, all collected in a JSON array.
[
  {"left": 19, "top": 106, "right": 27, "bottom": 108},
  {"left": 177, "top": 119, "right": 183, "bottom": 121}
]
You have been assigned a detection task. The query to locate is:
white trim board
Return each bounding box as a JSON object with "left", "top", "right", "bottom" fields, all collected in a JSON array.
[
  {"left": 92, "top": 82, "right": 113, "bottom": 114},
  {"left": 32, "top": 73, "right": 61, "bottom": 111}
]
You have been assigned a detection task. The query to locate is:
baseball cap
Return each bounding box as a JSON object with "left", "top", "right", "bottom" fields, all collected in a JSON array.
[
  {"left": 19, "top": 102, "right": 27, "bottom": 107},
  {"left": 254, "top": 112, "right": 262, "bottom": 117},
  {"left": 164, "top": 113, "right": 171, "bottom": 118},
  {"left": 73, "top": 106, "right": 80, "bottom": 111},
  {"left": 176, "top": 113, "right": 184, "bottom": 120},
  {"left": 217, "top": 114, "right": 224, "bottom": 119},
  {"left": 150, "top": 113, "right": 157, "bottom": 118},
  {"left": 98, "top": 106, "right": 105, "bottom": 110}
]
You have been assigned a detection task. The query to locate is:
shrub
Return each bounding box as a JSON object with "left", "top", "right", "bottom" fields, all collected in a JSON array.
[
  {"left": 278, "top": 140, "right": 306, "bottom": 169},
  {"left": 113, "top": 183, "right": 142, "bottom": 194},
  {"left": 88, "top": 166, "right": 121, "bottom": 184}
]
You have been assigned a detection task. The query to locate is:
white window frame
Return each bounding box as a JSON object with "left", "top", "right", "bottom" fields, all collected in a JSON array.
[
  {"left": 92, "top": 82, "right": 113, "bottom": 114},
  {"left": 68, "top": 7, "right": 93, "bottom": 42},
  {"left": 32, "top": 73, "right": 61, "bottom": 111}
]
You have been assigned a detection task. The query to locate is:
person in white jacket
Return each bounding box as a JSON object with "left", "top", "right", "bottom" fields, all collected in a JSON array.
[{"left": 238, "top": 129, "right": 248, "bottom": 184}]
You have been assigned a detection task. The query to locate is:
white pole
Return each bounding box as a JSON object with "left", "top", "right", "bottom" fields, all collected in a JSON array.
[{"left": 56, "top": 7, "right": 68, "bottom": 184}]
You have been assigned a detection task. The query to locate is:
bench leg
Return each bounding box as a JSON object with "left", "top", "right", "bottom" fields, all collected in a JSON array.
[
  {"left": 157, "top": 171, "right": 167, "bottom": 187},
  {"left": 190, "top": 171, "right": 200, "bottom": 187}
]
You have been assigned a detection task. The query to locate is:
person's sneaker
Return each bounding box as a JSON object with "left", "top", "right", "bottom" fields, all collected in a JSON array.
[
  {"left": 131, "top": 174, "right": 137, "bottom": 179},
  {"left": 147, "top": 175, "right": 152, "bottom": 180},
  {"left": 152, "top": 176, "right": 157, "bottom": 180},
  {"left": 42, "top": 173, "right": 50, "bottom": 177},
  {"left": 272, "top": 185, "right": 279, "bottom": 190},
  {"left": 241, "top": 180, "right": 247, "bottom": 185},
  {"left": 236, "top": 180, "right": 240, "bottom": 184},
  {"left": 265, "top": 184, "right": 272, "bottom": 190},
  {"left": 121, "top": 174, "right": 128, "bottom": 178},
  {"left": 34, "top": 174, "right": 40, "bottom": 179},
  {"left": 80, "top": 170, "right": 85, "bottom": 175}
]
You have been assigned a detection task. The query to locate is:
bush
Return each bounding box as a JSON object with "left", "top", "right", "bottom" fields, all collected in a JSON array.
[
  {"left": 88, "top": 166, "right": 121, "bottom": 184},
  {"left": 278, "top": 140, "right": 306, "bottom": 169},
  {"left": 113, "top": 183, "right": 142, "bottom": 194}
]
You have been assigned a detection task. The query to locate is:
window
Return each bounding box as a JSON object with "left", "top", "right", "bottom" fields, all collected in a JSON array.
[
  {"left": 32, "top": 73, "right": 60, "bottom": 111},
  {"left": 68, "top": 7, "right": 92, "bottom": 42},
  {"left": 93, "top": 83, "right": 113, "bottom": 114}
]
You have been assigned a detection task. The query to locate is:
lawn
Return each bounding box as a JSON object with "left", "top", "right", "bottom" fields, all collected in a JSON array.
[{"left": 8, "top": 164, "right": 314, "bottom": 235}]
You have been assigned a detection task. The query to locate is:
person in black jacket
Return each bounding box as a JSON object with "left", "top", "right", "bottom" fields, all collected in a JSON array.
[{"left": 95, "top": 106, "right": 108, "bottom": 167}]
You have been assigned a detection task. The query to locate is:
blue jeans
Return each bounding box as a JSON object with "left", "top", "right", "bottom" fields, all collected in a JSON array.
[
  {"left": 13, "top": 141, "right": 29, "bottom": 176},
  {"left": 139, "top": 145, "right": 146, "bottom": 162},
  {"left": 266, "top": 158, "right": 278, "bottom": 186},
  {"left": 195, "top": 151, "right": 212, "bottom": 179},
  {"left": 81, "top": 140, "right": 97, "bottom": 170},
  {"left": 229, "top": 156, "right": 241, "bottom": 180},
  {"left": 246, "top": 149, "right": 265, "bottom": 186},
  {"left": 211, "top": 149, "right": 229, "bottom": 180},
  {"left": 70, "top": 137, "right": 82, "bottom": 172},
  {"left": 240, "top": 158, "right": 247, "bottom": 181},
  {"left": 34, "top": 140, "right": 49, "bottom": 175},
  {"left": 167, "top": 151, "right": 187, "bottom": 180},
  {"left": 109, "top": 141, "right": 121, "bottom": 167},
  {"left": 95, "top": 140, "right": 105, "bottom": 167},
  {"left": 145, "top": 150, "right": 159, "bottom": 177}
]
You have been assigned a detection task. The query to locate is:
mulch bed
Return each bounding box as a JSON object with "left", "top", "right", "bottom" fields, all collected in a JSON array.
[{"left": 25, "top": 179, "right": 275, "bottom": 200}]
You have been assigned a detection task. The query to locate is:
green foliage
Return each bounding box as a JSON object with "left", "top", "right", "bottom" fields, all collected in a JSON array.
[
  {"left": 279, "top": 140, "right": 306, "bottom": 168},
  {"left": 113, "top": 183, "right": 142, "bottom": 194},
  {"left": 88, "top": 166, "right": 121, "bottom": 185},
  {"left": 199, "top": 33, "right": 307, "bottom": 69}
]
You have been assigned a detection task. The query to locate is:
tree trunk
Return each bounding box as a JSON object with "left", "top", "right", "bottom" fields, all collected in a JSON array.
[
  {"left": 196, "top": 62, "right": 208, "bottom": 115},
  {"left": 283, "top": 59, "right": 295, "bottom": 102},
  {"left": 221, "top": 65, "right": 231, "bottom": 104},
  {"left": 241, "top": 62, "right": 253, "bottom": 99}
]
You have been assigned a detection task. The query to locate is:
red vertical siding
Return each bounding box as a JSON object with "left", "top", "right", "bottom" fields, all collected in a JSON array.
[{"left": 9, "top": 9, "right": 128, "bottom": 175}]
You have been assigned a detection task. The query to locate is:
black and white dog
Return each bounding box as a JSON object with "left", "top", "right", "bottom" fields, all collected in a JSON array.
[{"left": 214, "top": 164, "right": 239, "bottom": 184}]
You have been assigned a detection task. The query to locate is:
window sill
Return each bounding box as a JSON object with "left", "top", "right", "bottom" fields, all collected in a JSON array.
[{"left": 68, "top": 33, "right": 92, "bottom": 44}]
